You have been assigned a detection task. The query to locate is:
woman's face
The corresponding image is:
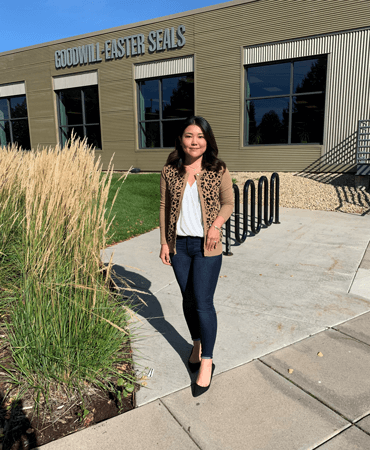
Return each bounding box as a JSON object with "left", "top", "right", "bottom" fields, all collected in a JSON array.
[{"left": 180, "top": 124, "right": 207, "bottom": 164}]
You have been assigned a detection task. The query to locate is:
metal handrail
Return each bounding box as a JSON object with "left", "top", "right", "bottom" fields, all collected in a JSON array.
[
  {"left": 356, "top": 119, "right": 370, "bottom": 164},
  {"left": 223, "top": 173, "right": 280, "bottom": 256}
]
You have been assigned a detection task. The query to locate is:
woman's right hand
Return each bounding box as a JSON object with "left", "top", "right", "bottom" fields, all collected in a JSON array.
[{"left": 160, "top": 244, "right": 171, "bottom": 266}]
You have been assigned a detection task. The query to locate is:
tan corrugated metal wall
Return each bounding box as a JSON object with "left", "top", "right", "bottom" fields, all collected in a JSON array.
[
  {"left": 0, "top": 0, "right": 370, "bottom": 171},
  {"left": 134, "top": 56, "right": 194, "bottom": 79},
  {"left": 244, "top": 29, "right": 370, "bottom": 161}
]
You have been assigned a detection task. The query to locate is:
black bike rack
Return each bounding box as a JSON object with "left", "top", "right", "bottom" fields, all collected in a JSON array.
[{"left": 223, "top": 173, "right": 280, "bottom": 256}]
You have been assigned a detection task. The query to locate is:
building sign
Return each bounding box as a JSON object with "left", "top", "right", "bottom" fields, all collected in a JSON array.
[{"left": 55, "top": 25, "right": 186, "bottom": 69}]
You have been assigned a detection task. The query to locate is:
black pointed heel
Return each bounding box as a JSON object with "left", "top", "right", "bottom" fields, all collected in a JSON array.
[
  {"left": 192, "top": 363, "right": 215, "bottom": 397},
  {"left": 188, "top": 347, "right": 201, "bottom": 373}
]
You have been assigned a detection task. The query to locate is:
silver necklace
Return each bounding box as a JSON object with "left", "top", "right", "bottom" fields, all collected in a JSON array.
[{"left": 185, "top": 163, "right": 202, "bottom": 172}]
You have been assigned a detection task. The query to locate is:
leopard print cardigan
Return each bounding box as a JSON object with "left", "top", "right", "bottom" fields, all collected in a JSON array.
[{"left": 159, "top": 165, "right": 234, "bottom": 256}]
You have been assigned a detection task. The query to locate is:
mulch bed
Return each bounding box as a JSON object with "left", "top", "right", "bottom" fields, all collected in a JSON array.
[
  {"left": 0, "top": 265, "right": 143, "bottom": 449},
  {"left": 0, "top": 340, "right": 139, "bottom": 450}
]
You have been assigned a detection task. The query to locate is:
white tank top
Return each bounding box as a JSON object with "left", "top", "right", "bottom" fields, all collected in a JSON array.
[{"left": 176, "top": 180, "right": 204, "bottom": 237}]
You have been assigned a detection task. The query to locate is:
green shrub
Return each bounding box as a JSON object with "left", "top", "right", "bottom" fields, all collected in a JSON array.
[{"left": 0, "top": 140, "right": 136, "bottom": 401}]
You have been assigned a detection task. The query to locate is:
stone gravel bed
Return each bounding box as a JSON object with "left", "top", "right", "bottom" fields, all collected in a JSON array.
[{"left": 229, "top": 172, "right": 370, "bottom": 215}]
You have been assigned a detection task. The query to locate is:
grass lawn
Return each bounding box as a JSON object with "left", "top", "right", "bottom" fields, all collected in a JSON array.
[{"left": 106, "top": 173, "right": 161, "bottom": 245}]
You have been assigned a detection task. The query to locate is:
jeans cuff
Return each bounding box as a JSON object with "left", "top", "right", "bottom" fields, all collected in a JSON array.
[{"left": 201, "top": 356, "right": 212, "bottom": 359}]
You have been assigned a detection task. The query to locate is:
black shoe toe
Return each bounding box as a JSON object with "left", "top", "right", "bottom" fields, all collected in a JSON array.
[{"left": 192, "top": 364, "right": 215, "bottom": 397}]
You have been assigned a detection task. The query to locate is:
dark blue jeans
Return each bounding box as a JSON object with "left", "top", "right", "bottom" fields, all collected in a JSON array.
[{"left": 170, "top": 236, "right": 222, "bottom": 359}]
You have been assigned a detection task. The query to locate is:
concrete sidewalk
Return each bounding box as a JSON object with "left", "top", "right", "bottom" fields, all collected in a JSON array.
[{"left": 41, "top": 207, "right": 370, "bottom": 449}]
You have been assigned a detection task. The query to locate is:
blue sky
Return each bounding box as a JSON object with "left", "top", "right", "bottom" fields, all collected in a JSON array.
[{"left": 2, "top": 0, "right": 225, "bottom": 53}]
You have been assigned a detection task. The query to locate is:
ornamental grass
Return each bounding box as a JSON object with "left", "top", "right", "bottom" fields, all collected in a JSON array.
[{"left": 0, "top": 139, "right": 136, "bottom": 403}]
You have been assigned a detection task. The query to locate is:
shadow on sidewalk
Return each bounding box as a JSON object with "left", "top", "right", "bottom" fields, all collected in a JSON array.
[
  {"left": 109, "top": 264, "right": 193, "bottom": 372},
  {"left": 293, "top": 130, "right": 370, "bottom": 214}
]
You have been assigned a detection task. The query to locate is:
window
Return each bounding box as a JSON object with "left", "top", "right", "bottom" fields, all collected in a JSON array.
[
  {"left": 0, "top": 95, "right": 31, "bottom": 149},
  {"left": 137, "top": 74, "right": 194, "bottom": 148},
  {"left": 56, "top": 85, "right": 101, "bottom": 148},
  {"left": 245, "top": 55, "right": 327, "bottom": 145}
]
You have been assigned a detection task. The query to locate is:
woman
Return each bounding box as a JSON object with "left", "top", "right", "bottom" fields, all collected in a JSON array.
[{"left": 159, "top": 116, "right": 233, "bottom": 397}]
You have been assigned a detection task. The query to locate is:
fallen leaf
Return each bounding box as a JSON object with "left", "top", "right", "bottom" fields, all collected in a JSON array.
[
  {"left": 288, "top": 368, "right": 294, "bottom": 374},
  {"left": 317, "top": 352, "right": 323, "bottom": 357}
]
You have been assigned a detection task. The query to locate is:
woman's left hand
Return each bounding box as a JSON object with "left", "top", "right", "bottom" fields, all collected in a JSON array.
[{"left": 206, "top": 226, "right": 220, "bottom": 252}]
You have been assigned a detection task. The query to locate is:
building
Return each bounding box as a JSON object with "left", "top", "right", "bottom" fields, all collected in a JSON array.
[{"left": 0, "top": 0, "right": 369, "bottom": 172}]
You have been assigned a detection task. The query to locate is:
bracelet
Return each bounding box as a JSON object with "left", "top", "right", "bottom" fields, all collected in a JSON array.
[{"left": 213, "top": 225, "right": 221, "bottom": 231}]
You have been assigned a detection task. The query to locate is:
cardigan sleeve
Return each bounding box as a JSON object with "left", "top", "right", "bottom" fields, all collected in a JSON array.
[
  {"left": 218, "top": 168, "right": 234, "bottom": 222},
  {"left": 159, "top": 168, "right": 169, "bottom": 245}
]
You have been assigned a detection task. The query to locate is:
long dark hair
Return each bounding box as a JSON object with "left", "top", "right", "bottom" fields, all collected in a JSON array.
[{"left": 166, "top": 116, "right": 226, "bottom": 175}]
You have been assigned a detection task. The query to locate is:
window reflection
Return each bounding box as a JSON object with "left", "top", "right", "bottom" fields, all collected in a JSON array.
[
  {"left": 0, "top": 98, "right": 9, "bottom": 120},
  {"left": 57, "top": 86, "right": 101, "bottom": 148},
  {"left": 139, "top": 122, "right": 160, "bottom": 148},
  {"left": 294, "top": 57, "right": 327, "bottom": 93},
  {"left": 139, "top": 79, "right": 159, "bottom": 121},
  {"left": 163, "top": 120, "right": 180, "bottom": 147},
  {"left": 59, "top": 88, "right": 83, "bottom": 126},
  {"left": 12, "top": 119, "right": 31, "bottom": 149},
  {"left": 291, "top": 93, "right": 325, "bottom": 143},
  {"left": 247, "top": 98, "right": 289, "bottom": 144},
  {"left": 0, "top": 121, "right": 10, "bottom": 146},
  {"left": 84, "top": 86, "right": 100, "bottom": 124},
  {"left": 10, "top": 97, "right": 28, "bottom": 119},
  {"left": 61, "top": 126, "right": 84, "bottom": 145},
  {"left": 247, "top": 62, "right": 291, "bottom": 98},
  {"left": 85, "top": 125, "right": 102, "bottom": 149},
  {"left": 0, "top": 95, "right": 30, "bottom": 149},
  {"left": 245, "top": 55, "right": 327, "bottom": 145},
  {"left": 162, "top": 76, "right": 194, "bottom": 119},
  {"left": 138, "top": 74, "right": 194, "bottom": 148}
]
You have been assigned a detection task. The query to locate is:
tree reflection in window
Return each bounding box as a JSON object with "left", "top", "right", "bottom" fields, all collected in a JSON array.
[
  {"left": 57, "top": 86, "right": 102, "bottom": 149},
  {"left": 0, "top": 95, "right": 31, "bottom": 149},
  {"left": 245, "top": 56, "right": 327, "bottom": 145},
  {"left": 138, "top": 74, "right": 194, "bottom": 148}
]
